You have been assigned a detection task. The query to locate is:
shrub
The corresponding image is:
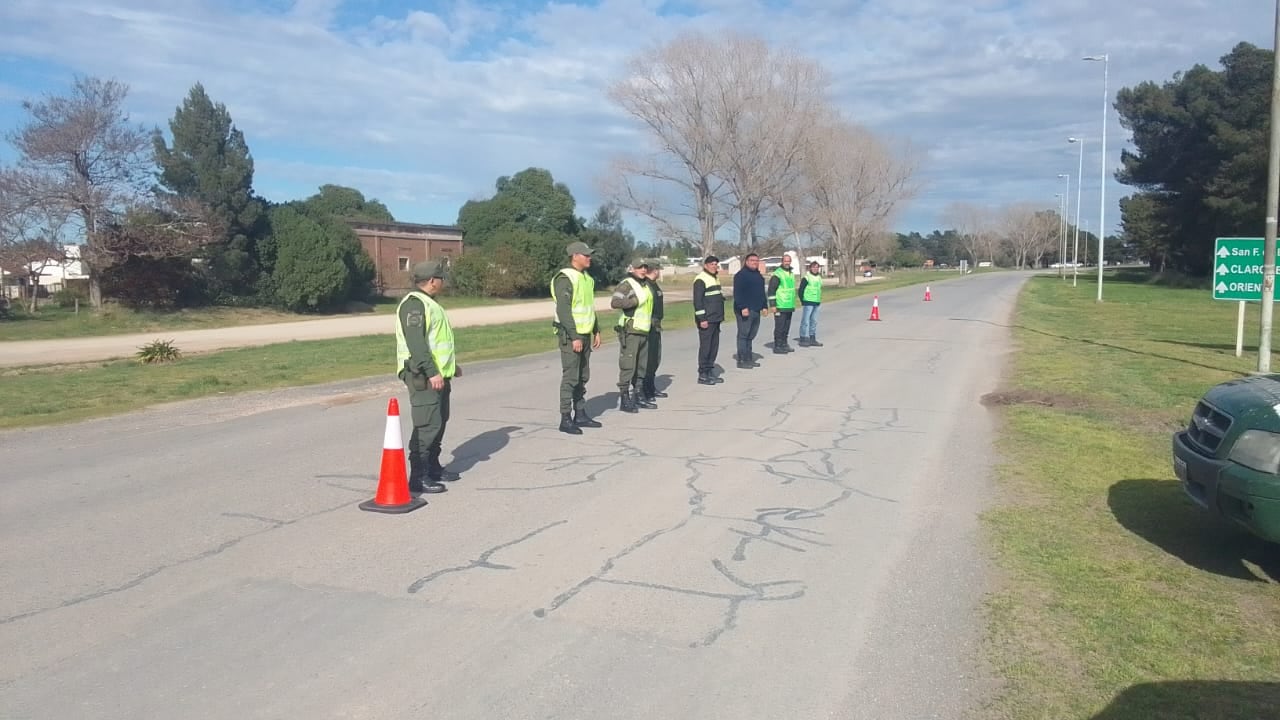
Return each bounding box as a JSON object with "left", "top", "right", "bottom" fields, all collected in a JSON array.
[{"left": 136, "top": 339, "right": 183, "bottom": 364}]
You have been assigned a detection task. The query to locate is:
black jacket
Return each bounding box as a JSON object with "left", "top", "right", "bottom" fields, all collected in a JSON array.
[{"left": 692, "top": 271, "right": 725, "bottom": 323}]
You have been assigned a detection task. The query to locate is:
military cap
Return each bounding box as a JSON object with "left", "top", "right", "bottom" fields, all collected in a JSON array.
[
  {"left": 411, "top": 259, "right": 447, "bottom": 282},
  {"left": 566, "top": 241, "right": 595, "bottom": 257}
]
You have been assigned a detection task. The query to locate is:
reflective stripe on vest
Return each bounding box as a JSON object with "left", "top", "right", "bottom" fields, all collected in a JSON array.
[
  {"left": 395, "top": 290, "right": 457, "bottom": 379},
  {"left": 550, "top": 267, "right": 597, "bottom": 334},
  {"left": 802, "top": 273, "right": 823, "bottom": 303},
  {"left": 771, "top": 268, "right": 797, "bottom": 309},
  {"left": 694, "top": 271, "right": 721, "bottom": 316},
  {"left": 615, "top": 276, "right": 653, "bottom": 333}
]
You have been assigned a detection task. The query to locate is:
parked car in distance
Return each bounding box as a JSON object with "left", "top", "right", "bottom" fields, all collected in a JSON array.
[{"left": 1172, "top": 375, "right": 1280, "bottom": 544}]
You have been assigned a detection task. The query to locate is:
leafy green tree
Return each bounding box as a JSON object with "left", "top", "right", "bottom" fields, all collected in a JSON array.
[
  {"left": 1115, "top": 42, "right": 1271, "bottom": 275},
  {"left": 301, "top": 184, "right": 395, "bottom": 223},
  {"left": 268, "top": 204, "right": 374, "bottom": 311},
  {"left": 153, "top": 82, "right": 267, "bottom": 299},
  {"left": 578, "top": 203, "right": 635, "bottom": 285},
  {"left": 456, "top": 167, "right": 581, "bottom": 246}
]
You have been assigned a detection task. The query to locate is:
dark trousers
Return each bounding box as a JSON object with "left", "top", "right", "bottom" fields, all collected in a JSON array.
[
  {"left": 645, "top": 329, "right": 662, "bottom": 386},
  {"left": 773, "top": 309, "right": 794, "bottom": 346},
  {"left": 697, "top": 321, "right": 721, "bottom": 374},
  {"left": 400, "top": 371, "right": 451, "bottom": 479},
  {"left": 557, "top": 331, "right": 591, "bottom": 414},
  {"left": 735, "top": 310, "right": 761, "bottom": 360}
]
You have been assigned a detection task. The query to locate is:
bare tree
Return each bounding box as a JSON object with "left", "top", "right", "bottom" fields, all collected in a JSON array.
[
  {"left": 942, "top": 201, "right": 1000, "bottom": 267},
  {"left": 6, "top": 76, "right": 154, "bottom": 308},
  {"left": 0, "top": 168, "right": 74, "bottom": 312},
  {"left": 708, "top": 33, "right": 832, "bottom": 253},
  {"left": 999, "top": 202, "right": 1059, "bottom": 269},
  {"left": 792, "top": 118, "right": 919, "bottom": 285},
  {"left": 604, "top": 33, "right": 734, "bottom": 257},
  {"left": 94, "top": 195, "right": 226, "bottom": 270}
]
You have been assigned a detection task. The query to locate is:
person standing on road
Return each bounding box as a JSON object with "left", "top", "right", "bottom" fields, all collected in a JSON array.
[
  {"left": 610, "top": 263, "right": 656, "bottom": 412},
  {"left": 692, "top": 255, "right": 725, "bottom": 385},
  {"left": 395, "top": 259, "right": 461, "bottom": 494},
  {"left": 767, "top": 254, "right": 797, "bottom": 354},
  {"left": 642, "top": 264, "right": 668, "bottom": 401},
  {"left": 733, "top": 253, "right": 768, "bottom": 369},
  {"left": 552, "top": 241, "right": 603, "bottom": 435},
  {"left": 798, "top": 260, "right": 825, "bottom": 347}
]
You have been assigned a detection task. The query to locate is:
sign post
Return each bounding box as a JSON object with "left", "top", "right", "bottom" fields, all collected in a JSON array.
[{"left": 1213, "top": 237, "right": 1266, "bottom": 358}]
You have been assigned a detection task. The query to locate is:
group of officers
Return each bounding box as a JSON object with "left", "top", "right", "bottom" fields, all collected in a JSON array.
[{"left": 392, "top": 240, "right": 825, "bottom": 494}]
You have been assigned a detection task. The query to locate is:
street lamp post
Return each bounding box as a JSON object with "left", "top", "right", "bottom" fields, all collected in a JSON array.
[
  {"left": 1084, "top": 53, "right": 1109, "bottom": 302},
  {"left": 1258, "top": 0, "right": 1280, "bottom": 373},
  {"left": 1058, "top": 173, "right": 1071, "bottom": 278},
  {"left": 1068, "top": 137, "right": 1086, "bottom": 287}
]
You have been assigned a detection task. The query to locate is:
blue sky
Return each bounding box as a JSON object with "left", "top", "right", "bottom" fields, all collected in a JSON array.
[{"left": 0, "top": 0, "right": 1272, "bottom": 244}]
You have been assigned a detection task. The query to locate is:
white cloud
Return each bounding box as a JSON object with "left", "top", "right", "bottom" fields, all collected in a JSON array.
[{"left": 0, "top": 0, "right": 1272, "bottom": 238}]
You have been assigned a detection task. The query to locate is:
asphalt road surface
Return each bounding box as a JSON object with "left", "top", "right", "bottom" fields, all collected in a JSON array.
[{"left": 0, "top": 270, "right": 1028, "bottom": 720}]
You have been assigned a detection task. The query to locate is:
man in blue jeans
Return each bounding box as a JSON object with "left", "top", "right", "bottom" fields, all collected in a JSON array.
[
  {"left": 732, "top": 253, "right": 768, "bottom": 368},
  {"left": 797, "top": 260, "right": 824, "bottom": 347}
]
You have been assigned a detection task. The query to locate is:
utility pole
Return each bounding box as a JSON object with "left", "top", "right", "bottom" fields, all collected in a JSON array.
[{"left": 1259, "top": 0, "right": 1280, "bottom": 373}]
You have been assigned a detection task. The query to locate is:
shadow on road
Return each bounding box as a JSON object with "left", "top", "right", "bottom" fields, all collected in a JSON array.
[
  {"left": 1089, "top": 680, "right": 1280, "bottom": 719},
  {"left": 586, "top": 392, "right": 620, "bottom": 418},
  {"left": 448, "top": 425, "right": 521, "bottom": 474},
  {"left": 1108, "top": 478, "right": 1280, "bottom": 583}
]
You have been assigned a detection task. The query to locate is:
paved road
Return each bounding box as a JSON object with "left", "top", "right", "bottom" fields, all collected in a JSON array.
[
  {"left": 0, "top": 271, "right": 1026, "bottom": 720},
  {"left": 0, "top": 291, "right": 689, "bottom": 368}
]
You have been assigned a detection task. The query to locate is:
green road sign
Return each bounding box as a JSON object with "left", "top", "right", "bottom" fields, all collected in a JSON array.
[{"left": 1213, "top": 237, "right": 1265, "bottom": 301}]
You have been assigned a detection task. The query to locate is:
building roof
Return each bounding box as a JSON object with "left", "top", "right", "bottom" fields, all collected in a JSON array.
[{"left": 344, "top": 219, "right": 463, "bottom": 235}]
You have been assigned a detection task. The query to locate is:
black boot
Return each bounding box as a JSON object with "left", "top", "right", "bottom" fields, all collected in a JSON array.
[
  {"left": 618, "top": 388, "right": 639, "bottom": 413},
  {"left": 633, "top": 382, "right": 657, "bottom": 409},
  {"left": 428, "top": 449, "right": 460, "bottom": 482},
  {"left": 796, "top": 337, "right": 811, "bottom": 347},
  {"left": 697, "top": 370, "right": 716, "bottom": 385},
  {"left": 559, "top": 413, "right": 583, "bottom": 434},
  {"left": 573, "top": 408, "right": 602, "bottom": 428},
  {"left": 645, "top": 379, "right": 669, "bottom": 398},
  {"left": 808, "top": 337, "right": 824, "bottom": 347},
  {"left": 408, "top": 458, "right": 447, "bottom": 494}
]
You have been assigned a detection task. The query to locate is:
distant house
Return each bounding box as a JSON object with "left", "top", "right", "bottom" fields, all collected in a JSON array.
[
  {"left": 345, "top": 220, "right": 464, "bottom": 296},
  {"left": 0, "top": 244, "right": 86, "bottom": 299}
]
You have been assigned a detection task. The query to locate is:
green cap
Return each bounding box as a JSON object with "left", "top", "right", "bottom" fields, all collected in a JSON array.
[
  {"left": 411, "top": 260, "right": 447, "bottom": 282},
  {"left": 566, "top": 241, "right": 595, "bottom": 257}
]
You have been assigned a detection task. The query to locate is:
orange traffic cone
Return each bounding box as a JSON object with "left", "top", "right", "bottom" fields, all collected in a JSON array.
[
  {"left": 868, "top": 295, "right": 881, "bottom": 321},
  {"left": 359, "top": 398, "right": 428, "bottom": 514},
  {"left": 924, "top": 285, "right": 932, "bottom": 302}
]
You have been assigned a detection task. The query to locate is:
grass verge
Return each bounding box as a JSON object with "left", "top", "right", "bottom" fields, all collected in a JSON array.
[
  {"left": 0, "top": 268, "right": 946, "bottom": 429},
  {"left": 980, "top": 270, "right": 1280, "bottom": 719}
]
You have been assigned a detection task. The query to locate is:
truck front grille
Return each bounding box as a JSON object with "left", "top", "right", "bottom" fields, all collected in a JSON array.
[{"left": 1186, "top": 400, "right": 1233, "bottom": 455}]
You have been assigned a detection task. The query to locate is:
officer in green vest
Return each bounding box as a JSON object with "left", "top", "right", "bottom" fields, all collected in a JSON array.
[
  {"left": 797, "top": 260, "right": 825, "bottom": 347},
  {"left": 395, "top": 259, "right": 461, "bottom": 494},
  {"left": 552, "top": 241, "right": 603, "bottom": 435},
  {"left": 610, "top": 262, "right": 657, "bottom": 412},
  {"left": 767, "top": 253, "right": 798, "bottom": 354}
]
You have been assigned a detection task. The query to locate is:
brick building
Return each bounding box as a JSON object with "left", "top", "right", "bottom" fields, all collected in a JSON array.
[{"left": 347, "top": 220, "right": 464, "bottom": 296}]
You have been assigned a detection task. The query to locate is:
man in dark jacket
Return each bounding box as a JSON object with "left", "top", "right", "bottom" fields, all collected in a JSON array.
[
  {"left": 732, "top": 253, "right": 768, "bottom": 369},
  {"left": 642, "top": 264, "right": 667, "bottom": 401},
  {"left": 692, "top": 256, "right": 725, "bottom": 385}
]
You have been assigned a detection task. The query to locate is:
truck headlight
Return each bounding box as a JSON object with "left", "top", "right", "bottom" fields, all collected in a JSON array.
[{"left": 1227, "top": 429, "right": 1280, "bottom": 474}]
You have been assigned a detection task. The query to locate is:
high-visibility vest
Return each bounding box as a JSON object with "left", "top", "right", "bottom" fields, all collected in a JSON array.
[
  {"left": 550, "top": 267, "right": 597, "bottom": 334},
  {"left": 771, "top": 268, "right": 797, "bottom": 309},
  {"left": 802, "top": 272, "right": 823, "bottom": 303},
  {"left": 694, "top": 270, "right": 722, "bottom": 317},
  {"left": 395, "top": 290, "right": 456, "bottom": 379},
  {"left": 615, "top": 277, "right": 653, "bottom": 333}
]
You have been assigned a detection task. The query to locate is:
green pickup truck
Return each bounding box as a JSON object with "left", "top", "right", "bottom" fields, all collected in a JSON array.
[{"left": 1172, "top": 375, "right": 1280, "bottom": 544}]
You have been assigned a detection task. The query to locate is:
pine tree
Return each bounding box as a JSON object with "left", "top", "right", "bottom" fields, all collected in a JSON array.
[{"left": 153, "top": 82, "right": 265, "bottom": 298}]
